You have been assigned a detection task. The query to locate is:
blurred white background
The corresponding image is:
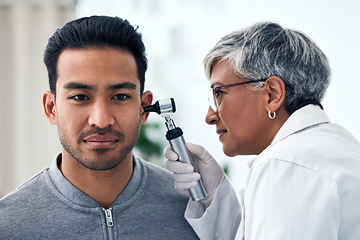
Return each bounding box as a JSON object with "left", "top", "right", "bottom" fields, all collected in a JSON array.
[
  {"left": 77, "top": 0, "right": 360, "bottom": 189},
  {"left": 1, "top": 0, "right": 359, "bottom": 196}
]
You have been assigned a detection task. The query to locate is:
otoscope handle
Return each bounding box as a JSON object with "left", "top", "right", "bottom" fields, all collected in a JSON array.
[{"left": 166, "top": 128, "right": 207, "bottom": 201}]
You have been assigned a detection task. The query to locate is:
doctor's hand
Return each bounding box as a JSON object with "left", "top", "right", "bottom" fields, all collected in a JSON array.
[{"left": 164, "top": 142, "right": 225, "bottom": 202}]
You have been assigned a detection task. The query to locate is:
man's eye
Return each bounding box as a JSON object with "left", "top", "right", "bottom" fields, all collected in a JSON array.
[
  {"left": 70, "top": 95, "right": 89, "bottom": 101},
  {"left": 112, "top": 94, "right": 129, "bottom": 101}
]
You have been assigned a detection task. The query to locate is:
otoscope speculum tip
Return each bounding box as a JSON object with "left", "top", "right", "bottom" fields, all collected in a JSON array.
[{"left": 143, "top": 98, "right": 176, "bottom": 117}]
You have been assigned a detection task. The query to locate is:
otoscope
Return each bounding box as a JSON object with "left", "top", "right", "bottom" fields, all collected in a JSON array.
[{"left": 143, "top": 98, "right": 207, "bottom": 201}]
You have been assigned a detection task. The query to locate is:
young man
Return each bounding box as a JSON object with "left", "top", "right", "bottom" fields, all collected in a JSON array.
[{"left": 0, "top": 16, "right": 198, "bottom": 239}]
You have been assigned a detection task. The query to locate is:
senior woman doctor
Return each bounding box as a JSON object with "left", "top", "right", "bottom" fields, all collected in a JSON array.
[{"left": 165, "top": 22, "right": 360, "bottom": 240}]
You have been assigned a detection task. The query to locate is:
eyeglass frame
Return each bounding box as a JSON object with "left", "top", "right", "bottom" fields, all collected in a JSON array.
[{"left": 208, "top": 79, "right": 268, "bottom": 112}]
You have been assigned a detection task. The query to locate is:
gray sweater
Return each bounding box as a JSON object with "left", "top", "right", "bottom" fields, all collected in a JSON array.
[{"left": 0, "top": 154, "right": 199, "bottom": 239}]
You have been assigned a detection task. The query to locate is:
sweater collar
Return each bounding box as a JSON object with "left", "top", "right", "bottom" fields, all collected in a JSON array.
[{"left": 47, "top": 154, "right": 144, "bottom": 209}]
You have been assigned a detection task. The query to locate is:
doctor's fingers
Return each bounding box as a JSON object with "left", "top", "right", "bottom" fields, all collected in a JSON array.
[
  {"left": 175, "top": 182, "right": 198, "bottom": 191},
  {"left": 174, "top": 175, "right": 200, "bottom": 191},
  {"left": 172, "top": 172, "right": 200, "bottom": 183},
  {"left": 186, "top": 142, "right": 214, "bottom": 163},
  {"left": 164, "top": 146, "right": 178, "bottom": 161},
  {"left": 166, "top": 160, "right": 194, "bottom": 174}
]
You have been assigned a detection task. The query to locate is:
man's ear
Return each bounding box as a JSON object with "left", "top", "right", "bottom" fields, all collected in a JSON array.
[
  {"left": 264, "top": 76, "right": 286, "bottom": 113},
  {"left": 140, "top": 91, "right": 153, "bottom": 124},
  {"left": 43, "top": 90, "right": 57, "bottom": 125}
]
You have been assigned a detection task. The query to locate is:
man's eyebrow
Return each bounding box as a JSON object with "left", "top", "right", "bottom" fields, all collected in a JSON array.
[
  {"left": 107, "top": 82, "right": 137, "bottom": 90},
  {"left": 62, "top": 82, "right": 138, "bottom": 91},
  {"left": 63, "top": 82, "right": 96, "bottom": 90}
]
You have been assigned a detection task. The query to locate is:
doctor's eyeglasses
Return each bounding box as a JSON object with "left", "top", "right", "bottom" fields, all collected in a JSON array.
[{"left": 208, "top": 79, "right": 267, "bottom": 112}]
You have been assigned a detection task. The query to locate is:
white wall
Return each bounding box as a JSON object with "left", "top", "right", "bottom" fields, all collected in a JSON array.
[
  {"left": 76, "top": 0, "right": 360, "bottom": 190},
  {"left": 1, "top": 0, "right": 358, "bottom": 196},
  {"left": 0, "top": 0, "right": 76, "bottom": 196}
]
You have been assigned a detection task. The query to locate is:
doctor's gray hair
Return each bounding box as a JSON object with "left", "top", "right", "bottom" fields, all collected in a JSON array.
[{"left": 204, "top": 22, "right": 331, "bottom": 114}]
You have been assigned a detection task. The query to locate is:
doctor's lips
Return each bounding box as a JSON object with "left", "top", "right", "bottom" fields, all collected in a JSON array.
[{"left": 216, "top": 129, "right": 227, "bottom": 138}]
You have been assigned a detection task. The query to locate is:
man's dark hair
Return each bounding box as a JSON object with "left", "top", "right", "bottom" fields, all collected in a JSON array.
[{"left": 44, "top": 15, "right": 147, "bottom": 95}]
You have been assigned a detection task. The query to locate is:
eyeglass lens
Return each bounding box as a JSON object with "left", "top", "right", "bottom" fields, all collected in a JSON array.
[{"left": 208, "top": 89, "right": 217, "bottom": 112}]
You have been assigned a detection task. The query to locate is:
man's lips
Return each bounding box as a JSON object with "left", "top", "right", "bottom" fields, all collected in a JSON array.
[{"left": 83, "top": 134, "right": 119, "bottom": 148}]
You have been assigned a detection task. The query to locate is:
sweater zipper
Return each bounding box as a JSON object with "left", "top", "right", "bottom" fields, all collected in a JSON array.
[{"left": 103, "top": 208, "right": 114, "bottom": 240}]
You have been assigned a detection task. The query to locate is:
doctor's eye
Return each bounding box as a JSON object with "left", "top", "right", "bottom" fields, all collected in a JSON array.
[{"left": 214, "top": 89, "right": 225, "bottom": 99}]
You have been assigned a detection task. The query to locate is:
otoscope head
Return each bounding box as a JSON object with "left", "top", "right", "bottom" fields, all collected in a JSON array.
[{"left": 143, "top": 98, "right": 176, "bottom": 117}]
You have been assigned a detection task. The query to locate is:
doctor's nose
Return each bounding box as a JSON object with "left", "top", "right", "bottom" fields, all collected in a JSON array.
[
  {"left": 205, "top": 106, "right": 219, "bottom": 125},
  {"left": 88, "top": 101, "right": 115, "bottom": 128}
]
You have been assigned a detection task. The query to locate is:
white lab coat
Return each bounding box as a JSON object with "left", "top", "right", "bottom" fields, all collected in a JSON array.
[{"left": 185, "top": 105, "right": 360, "bottom": 240}]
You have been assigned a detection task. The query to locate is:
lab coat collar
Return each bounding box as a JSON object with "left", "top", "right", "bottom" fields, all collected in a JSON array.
[
  {"left": 270, "top": 104, "right": 329, "bottom": 145},
  {"left": 247, "top": 104, "right": 329, "bottom": 168}
]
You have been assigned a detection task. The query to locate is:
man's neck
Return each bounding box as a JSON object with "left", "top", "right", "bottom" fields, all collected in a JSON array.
[{"left": 59, "top": 151, "right": 133, "bottom": 209}]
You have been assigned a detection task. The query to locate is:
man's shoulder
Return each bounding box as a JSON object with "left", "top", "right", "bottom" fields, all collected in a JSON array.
[
  {"left": 0, "top": 169, "right": 49, "bottom": 207},
  {"left": 134, "top": 157, "right": 187, "bottom": 197},
  {"left": 0, "top": 169, "right": 54, "bottom": 236},
  {"left": 135, "top": 157, "right": 171, "bottom": 175}
]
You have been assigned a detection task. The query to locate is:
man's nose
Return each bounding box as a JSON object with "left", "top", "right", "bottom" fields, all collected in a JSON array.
[{"left": 88, "top": 100, "right": 115, "bottom": 128}]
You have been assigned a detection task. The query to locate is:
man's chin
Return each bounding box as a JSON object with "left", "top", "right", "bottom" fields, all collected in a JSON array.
[
  {"left": 88, "top": 148, "right": 114, "bottom": 154},
  {"left": 77, "top": 158, "right": 122, "bottom": 171}
]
